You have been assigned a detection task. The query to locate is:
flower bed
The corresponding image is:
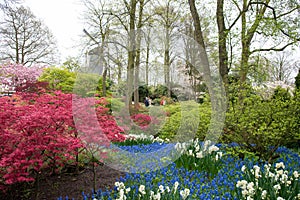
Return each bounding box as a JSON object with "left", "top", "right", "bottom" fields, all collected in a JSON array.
[{"left": 58, "top": 140, "right": 300, "bottom": 200}]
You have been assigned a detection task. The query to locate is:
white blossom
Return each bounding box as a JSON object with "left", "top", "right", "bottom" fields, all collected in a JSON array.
[
  {"left": 158, "top": 185, "right": 164, "bottom": 193},
  {"left": 275, "top": 162, "right": 285, "bottom": 169},
  {"left": 241, "top": 165, "right": 246, "bottom": 172},
  {"left": 180, "top": 188, "right": 190, "bottom": 200},
  {"left": 139, "top": 185, "right": 146, "bottom": 195},
  {"left": 293, "top": 171, "right": 299, "bottom": 179},
  {"left": 196, "top": 151, "right": 203, "bottom": 159},
  {"left": 261, "top": 190, "right": 267, "bottom": 199}
]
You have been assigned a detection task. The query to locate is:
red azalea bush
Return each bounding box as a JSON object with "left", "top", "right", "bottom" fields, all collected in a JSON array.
[
  {"left": 0, "top": 91, "right": 82, "bottom": 189},
  {"left": 0, "top": 90, "right": 126, "bottom": 190},
  {"left": 131, "top": 113, "right": 152, "bottom": 127}
]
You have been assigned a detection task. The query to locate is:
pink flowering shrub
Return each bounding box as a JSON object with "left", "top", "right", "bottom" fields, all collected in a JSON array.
[
  {"left": 0, "top": 90, "right": 125, "bottom": 190},
  {"left": 131, "top": 113, "right": 152, "bottom": 127},
  {"left": 0, "top": 63, "right": 44, "bottom": 92}
]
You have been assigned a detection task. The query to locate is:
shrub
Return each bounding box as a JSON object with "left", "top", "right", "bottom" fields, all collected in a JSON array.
[
  {"left": 38, "top": 67, "right": 76, "bottom": 93},
  {"left": 0, "top": 91, "right": 82, "bottom": 189},
  {"left": 158, "top": 102, "right": 211, "bottom": 141},
  {"left": 224, "top": 87, "right": 299, "bottom": 162},
  {"left": 39, "top": 68, "right": 113, "bottom": 96},
  {"left": 0, "top": 91, "right": 126, "bottom": 191}
]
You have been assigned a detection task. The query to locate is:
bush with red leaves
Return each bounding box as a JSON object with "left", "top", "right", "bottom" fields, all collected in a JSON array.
[{"left": 0, "top": 91, "right": 126, "bottom": 190}]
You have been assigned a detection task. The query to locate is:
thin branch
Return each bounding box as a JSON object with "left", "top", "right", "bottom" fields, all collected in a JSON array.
[{"left": 251, "top": 41, "right": 295, "bottom": 54}]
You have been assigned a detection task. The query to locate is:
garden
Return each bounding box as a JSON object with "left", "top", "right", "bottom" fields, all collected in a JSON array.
[{"left": 0, "top": 64, "right": 300, "bottom": 200}]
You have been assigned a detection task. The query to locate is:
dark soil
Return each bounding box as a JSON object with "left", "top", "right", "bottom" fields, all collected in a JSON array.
[{"left": 0, "top": 165, "right": 126, "bottom": 200}]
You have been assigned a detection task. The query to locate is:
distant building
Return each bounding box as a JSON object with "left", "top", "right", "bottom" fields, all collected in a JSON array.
[{"left": 85, "top": 46, "right": 104, "bottom": 75}]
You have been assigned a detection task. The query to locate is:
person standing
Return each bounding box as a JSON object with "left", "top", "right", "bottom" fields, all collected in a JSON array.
[{"left": 144, "top": 97, "right": 149, "bottom": 107}]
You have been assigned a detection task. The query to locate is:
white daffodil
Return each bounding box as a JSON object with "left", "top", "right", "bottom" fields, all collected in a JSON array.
[
  {"left": 180, "top": 188, "right": 190, "bottom": 200},
  {"left": 158, "top": 185, "right": 164, "bottom": 193},
  {"left": 275, "top": 162, "right": 285, "bottom": 169},
  {"left": 139, "top": 185, "right": 146, "bottom": 195},
  {"left": 261, "top": 190, "right": 267, "bottom": 199}
]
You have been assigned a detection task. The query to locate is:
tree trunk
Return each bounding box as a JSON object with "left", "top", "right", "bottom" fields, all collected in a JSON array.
[
  {"left": 102, "top": 67, "right": 107, "bottom": 96},
  {"left": 126, "top": 0, "right": 137, "bottom": 107},
  {"left": 134, "top": 0, "right": 145, "bottom": 108},
  {"left": 117, "top": 60, "right": 122, "bottom": 84},
  {"left": 164, "top": 27, "right": 171, "bottom": 97},
  {"left": 145, "top": 31, "right": 150, "bottom": 86},
  {"left": 216, "top": 0, "right": 229, "bottom": 91},
  {"left": 188, "top": 0, "right": 212, "bottom": 83}
]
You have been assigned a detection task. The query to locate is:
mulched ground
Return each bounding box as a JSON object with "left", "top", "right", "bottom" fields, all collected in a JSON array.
[{"left": 0, "top": 165, "right": 125, "bottom": 200}]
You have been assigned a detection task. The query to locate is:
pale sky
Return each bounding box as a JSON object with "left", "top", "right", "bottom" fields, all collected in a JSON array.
[{"left": 23, "top": 0, "right": 84, "bottom": 63}]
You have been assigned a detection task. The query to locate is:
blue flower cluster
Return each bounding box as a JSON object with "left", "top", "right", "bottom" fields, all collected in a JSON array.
[{"left": 57, "top": 143, "right": 300, "bottom": 200}]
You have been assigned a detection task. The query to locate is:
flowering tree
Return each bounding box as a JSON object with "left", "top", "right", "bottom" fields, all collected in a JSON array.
[{"left": 0, "top": 63, "right": 44, "bottom": 94}]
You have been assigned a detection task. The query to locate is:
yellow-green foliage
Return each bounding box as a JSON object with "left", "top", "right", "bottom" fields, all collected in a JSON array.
[
  {"left": 224, "top": 87, "right": 300, "bottom": 162},
  {"left": 158, "top": 101, "right": 211, "bottom": 141},
  {"left": 39, "top": 67, "right": 112, "bottom": 96},
  {"left": 39, "top": 67, "right": 76, "bottom": 93}
]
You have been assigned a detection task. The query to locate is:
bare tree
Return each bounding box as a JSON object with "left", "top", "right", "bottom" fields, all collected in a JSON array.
[
  {"left": 270, "top": 52, "right": 299, "bottom": 84},
  {"left": 0, "top": 6, "right": 58, "bottom": 66},
  {"left": 0, "top": 0, "right": 20, "bottom": 10},
  {"left": 155, "top": 0, "right": 181, "bottom": 97}
]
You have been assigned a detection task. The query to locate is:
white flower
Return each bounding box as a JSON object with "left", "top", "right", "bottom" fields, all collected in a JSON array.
[
  {"left": 180, "top": 188, "right": 190, "bottom": 200},
  {"left": 196, "top": 151, "right": 203, "bottom": 159},
  {"left": 208, "top": 145, "right": 219, "bottom": 154},
  {"left": 139, "top": 185, "right": 146, "bottom": 195},
  {"left": 246, "top": 182, "right": 254, "bottom": 190},
  {"left": 247, "top": 196, "right": 253, "bottom": 200},
  {"left": 274, "top": 184, "right": 281, "bottom": 192},
  {"left": 150, "top": 191, "right": 155, "bottom": 199},
  {"left": 247, "top": 182, "right": 255, "bottom": 196},
  {"left": 277, "top": 197, "right": 285, "bottom": 200},
  {"left": 236, "top": 180, "right": 248, "bottom": 189},
  {"left": 173, "top": 181, "right": 179, "bottom": 193},
  {"left": 175, "top": 143, "right": 181, "bottom": 151},
  {"left": 268, "top": 172, "right": 275, "bottom": 178},
  {"left": 158, "top": 185, "right": 164, "bottom": 193},
  {"left": 275, "top": 162, "right": 285, "bottom": 169},
  {"left": 276, "top": 169, "right": 284, "bottom": 175},
  {"left": 253, "top": 165, "right": 260, "bottom": 171},
  {"left": 125, "top": 187, "right": 130, "bottom": 193},
  {"left": 264, "top": 164, "right": 271, "bottom": 174},
  {"left": 261, "top": 190, "right": 267, "bottom": 199},
  {"left": 241, "top": 165, "right": 246, "bottom": 172},
  {"left": 242, "top": 189, "right": 248, "bottom": 197},
  {"left": 280, "top": 174, "right": 288, "bottom": 183},
  {"left": 215, "top": 152, "right": 223, "bottom": 160},
  {"left": 217, "top": 151, "right": 223, "bottom": 158},
  {"left": 293, "top": 171, "right": 299, "bottom": 178},
  {"left": 188, "top": 149, "right": 193, "bottom": 156},
  {"left": 203, "top": 140, "right": 212, "bottom": 151},
  {"left": 166, "top": 186, "right": 170, "bottom": 193},
  {"left": 115, "top": 181, "right": 120, "bottom": 187}
]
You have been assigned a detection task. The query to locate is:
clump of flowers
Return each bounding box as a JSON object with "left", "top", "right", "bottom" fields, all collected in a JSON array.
[
  {"left": 236, "top": 162, "right": 300, "bottom": 200},
  {"left": 174, "top": 139, "right": 223, "bottom": 177}
]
